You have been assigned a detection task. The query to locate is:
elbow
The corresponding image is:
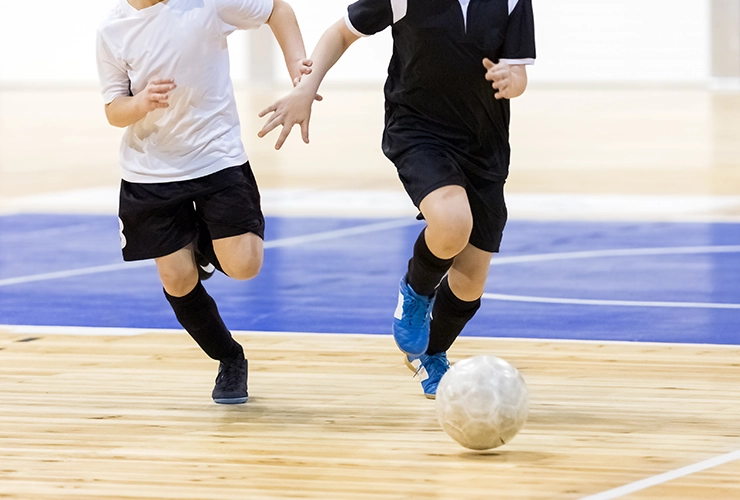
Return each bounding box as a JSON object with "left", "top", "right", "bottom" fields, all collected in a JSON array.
[
  {"left": 105, "top": 112, "right": 126, "bottom": 128},
  {"left": 104, "top": 102, "right": 129, "bottom": 128},
  {"left": 266, "top": 0, "right": 290, "bottom": 25}
]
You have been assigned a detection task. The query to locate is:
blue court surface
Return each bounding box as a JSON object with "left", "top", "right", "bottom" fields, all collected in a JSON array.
[{"left": 1, "top": 213, "right": 738, "bottom": 345}]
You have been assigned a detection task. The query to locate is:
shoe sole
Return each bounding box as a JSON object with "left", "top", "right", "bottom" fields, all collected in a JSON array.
[
  {"left": 404, "top": 356, "right": 437, "bottom": 399},
  {"left": 404, "top": 356, "right": 417, "bottom": 373},
  {"left": 213, "top": 397, "right": 248, "bottom": 404}
]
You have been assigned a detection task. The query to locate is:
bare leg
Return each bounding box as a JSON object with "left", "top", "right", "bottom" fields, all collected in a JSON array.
[
  {"left": 213, "top": 232, "right": 264, "bottom": 281},
  {"left": 447, "top": 243, "right": 493, "bottom": 302},
  {"left": 419, "top": 185, "right": 473, "bottom": 260}
]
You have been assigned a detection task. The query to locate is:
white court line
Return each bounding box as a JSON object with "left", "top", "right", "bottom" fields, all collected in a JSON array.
[
  {"left": 0, "top": 262, "right": 153, "bottom": 287},
  {"left": 580, "top": 449, "right": 740, "bottom": 500},
  {"left": 482, "top": 293, "right": 740, "bottom": 309},
  {"left": 490, "top": 245, "right": 740, "bottom": 265},
  {"left": 0, "top": 218, "right": 419, "bottom": 287},
  {"left": 485, "top": 245, "right": 740, "bottom": 309}
]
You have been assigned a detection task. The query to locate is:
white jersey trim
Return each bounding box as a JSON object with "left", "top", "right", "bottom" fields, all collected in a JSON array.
[
  {"left": 500, "top": 58, "right": 535, "bottom": 66},
  {"left": 508, "top": 0, "right": 519, "bottom": 15},
  {"left": 391, "top": 0, "right": 408, "bottom": 23},
  {"left": 458, "top": 0, "right": 470, "bottom": 29},
  {"left": 344, "top": 12, "right": 369, "bottom": 37}
]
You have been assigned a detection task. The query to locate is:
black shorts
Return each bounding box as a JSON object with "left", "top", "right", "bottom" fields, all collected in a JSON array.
[
  {"left": 395, "top": 147, "right": 508, "bottom": 253},
  {"left": 118, "top": 162, "right": 265, "bottom": 262}
]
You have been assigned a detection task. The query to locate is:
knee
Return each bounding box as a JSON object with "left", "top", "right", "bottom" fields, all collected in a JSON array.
[
  {"left": 427, "top": 211, "right": 473, "bottom": 257},
  {"left": 222, "top": 255, "right": 263, "bottom": 281},
  {"left": 160, "top": 268, "right": 199, "bottom": 297}
]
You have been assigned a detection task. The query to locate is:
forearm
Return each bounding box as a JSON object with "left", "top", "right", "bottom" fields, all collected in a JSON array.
[
  {"left": 105, "top": 95, "right": 146, "bottom": 128},
  {"left": 293, "top": 19, "right": 358, "bottom": 96},
  {"left": 266, "top": 0, "right": 307, "bottom": 83}
]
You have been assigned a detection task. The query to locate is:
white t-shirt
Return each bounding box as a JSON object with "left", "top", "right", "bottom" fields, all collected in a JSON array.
[{"left": 96, "top": 0, "right": 273, "bottom": 183}]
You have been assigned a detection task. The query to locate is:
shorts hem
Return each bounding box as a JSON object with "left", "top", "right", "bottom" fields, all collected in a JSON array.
[{"left": 409, "top": 179, "right": 466, "bottom": 208}]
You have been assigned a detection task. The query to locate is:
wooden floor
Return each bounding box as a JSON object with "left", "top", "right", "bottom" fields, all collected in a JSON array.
[
  {"left": 0, "top": 329, "right": 739, "bottom": 499},
  {"left": 1, "top": 86, "right": 740, "bottom": 498}
]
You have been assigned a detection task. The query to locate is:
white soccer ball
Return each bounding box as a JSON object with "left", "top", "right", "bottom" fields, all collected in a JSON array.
[{"left": 436, "top": 355, "right": 528, "bottom": 450}]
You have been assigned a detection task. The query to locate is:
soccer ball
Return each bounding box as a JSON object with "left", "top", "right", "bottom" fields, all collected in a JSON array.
[{"left": 436, "top": 355, "right": 528, "bottom": 450}]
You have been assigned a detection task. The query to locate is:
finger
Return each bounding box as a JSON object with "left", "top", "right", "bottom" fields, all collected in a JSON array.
[
  {"left": 274, "top": 126, "right": 292, "bottom": 150},
  {"left": 301, "top": 66, "right": 312, "bottom": 75},
  {"left": 302, "top": 58, "right": 313, "bottom": 67},
  {"left": 300, "top": 119, "right": 309, "bottom": 144},
  {"left": 151, "top": 78, "right": 175, "bottom": 85},
  {"left": 482, "top": 58, "right": 494, "bottom": 70},
  {"left": 258, "top": 104, "right": 277, "bottom": 118},
  {"left": 314, "top": 93, "right": 323, "bottom": 102},
  {"left": 492, "top": 75, "right": 509, "bottom": 87},
  {"left": 257, "top": 114, "right": 281, "bottom": 137},
  {"left": 151, "top": 84, "right": 175, "bottom": 94},
  {"left": 293, "top": 76, "right": 301, "bottom": 87}
]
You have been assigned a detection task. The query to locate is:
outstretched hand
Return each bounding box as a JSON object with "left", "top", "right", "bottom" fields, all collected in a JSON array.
[{"left": 257, "top": 87, "right": 316, "bottom": 150}]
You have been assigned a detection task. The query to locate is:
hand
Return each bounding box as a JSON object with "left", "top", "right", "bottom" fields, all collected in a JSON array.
[
  {"left": 135, "top": 78, "right": 176, "bottom": 112},
  {"left": 483, "top": 58, "right": 513, "bottom": 100},
  {"left": 292, "top": 58, "right": 312, "bottom": 86},
  {"left": 292, "top": 59, "right": 324, "bottom": 102},
  {"left": 257, "top": 87, "right": 315, "bottom": 150}
]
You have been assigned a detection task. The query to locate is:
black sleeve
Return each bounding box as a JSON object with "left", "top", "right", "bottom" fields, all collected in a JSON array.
[
  {"left": 501, "top": 0, "right": 536, "bottom": 61},
  {"left": 347, "top": 0, "right": 393, "bottom": 36}
]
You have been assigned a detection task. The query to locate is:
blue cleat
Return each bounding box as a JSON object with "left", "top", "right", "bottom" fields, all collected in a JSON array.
[
  {"left": 405, "top": 352, "right": 450, "bottom": 399},
  {"left": 392, "top": 277, "right": 435, "bottom": 356}
]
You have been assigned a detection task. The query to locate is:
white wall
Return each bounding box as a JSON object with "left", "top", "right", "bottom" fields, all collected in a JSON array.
[
  {"left": 530, "top": 0, "right": 710, "bottom": 84},
  {"left": 0, "top": 0, "right": 711, "bottom": 86}
]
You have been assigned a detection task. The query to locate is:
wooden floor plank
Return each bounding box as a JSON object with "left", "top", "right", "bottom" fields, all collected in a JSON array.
[{"left": 1, "top": 331, "right": 738, "bottom": 499}]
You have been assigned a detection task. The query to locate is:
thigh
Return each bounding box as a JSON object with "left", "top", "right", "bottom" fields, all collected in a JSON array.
[
  {"left": 394, "top": 147, "right": 467, "bottom": 209},
  {"left": 194, "top": 163, "right": 265, "bottom": 241},
  {"left": 464, "top": 176, "right": 508, "bottom": 253},
  {"left": 212, "top": 232, "right": 264, "bottom": 280},
  {"left": 119, "top": 180, "right": 198, "bottom": 262}
]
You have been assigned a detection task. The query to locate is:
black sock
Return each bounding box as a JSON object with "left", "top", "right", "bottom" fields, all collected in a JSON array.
[
  {"left": 427, "top": 277, "right": 481, "bottom": 355},
  {"left": 164, "top": 282, "right": 243, "bottom": 361},
  {"left": 406, "top": 229, "right": 454, "bottom": 296}
]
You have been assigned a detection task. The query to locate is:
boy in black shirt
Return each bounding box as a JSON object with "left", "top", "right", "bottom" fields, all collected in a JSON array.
[{"left": 259, "top": 0, "right": 535, "bottom": 398}]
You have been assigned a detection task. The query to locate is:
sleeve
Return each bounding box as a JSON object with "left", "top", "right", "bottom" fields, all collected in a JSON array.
[
  {"left": 214, "top": 0, "right": 274, "bottom": 33},
  {"left": 345, "top": 0, "right": 396, "bottom": 37},
  {"left": 96, "top": 31, "right": 131, "bottom": 105},
  {"left": 500, "top": 0, "right": 536, "bottom": 65}
]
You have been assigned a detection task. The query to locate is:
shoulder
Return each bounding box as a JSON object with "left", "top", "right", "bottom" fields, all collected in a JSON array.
[{"left": 97, "top": 1, "right": 129, "bottom": 43}]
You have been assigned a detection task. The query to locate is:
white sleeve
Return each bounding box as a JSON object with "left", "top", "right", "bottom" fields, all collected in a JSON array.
[
  {"left": 213, "top": 0, "right": 274, "bottom": 33},
  {"left": 96, "top": 31, "right": 130, "bottom": 105}
]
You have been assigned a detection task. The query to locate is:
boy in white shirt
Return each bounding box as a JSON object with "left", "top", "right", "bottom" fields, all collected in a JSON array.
[{"left": 97, "top": 0, "right": 311, "bottom": 404}]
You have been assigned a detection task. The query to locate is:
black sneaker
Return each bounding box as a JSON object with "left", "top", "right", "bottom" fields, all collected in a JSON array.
[{"left": 212, "top": 357, "right": 248, "bottom": 404}]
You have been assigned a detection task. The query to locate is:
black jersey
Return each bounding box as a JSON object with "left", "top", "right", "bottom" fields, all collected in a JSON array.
[{"left": 346, "top": 0, "right": 535, "bottom": 180}]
